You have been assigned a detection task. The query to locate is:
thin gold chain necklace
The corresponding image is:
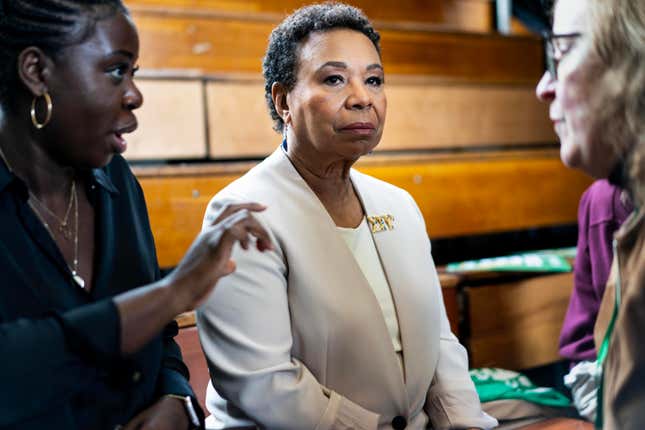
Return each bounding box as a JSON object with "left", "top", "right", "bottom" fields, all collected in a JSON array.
[
  {"left": 28, "top": 183, "right": 85, "bottom": 289},
  {"left": 0, "top": 144, "right": 85, "bottom": 289},
  {"left": 28, "top": 181, "right": 75, "bottom": 240}
]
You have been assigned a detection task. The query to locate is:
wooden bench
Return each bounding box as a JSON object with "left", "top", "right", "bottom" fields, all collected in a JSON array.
[
  {"left": 134, "top": 149, "right": 591, "bottom": 268},
  {"left": 460, "top": 271, "right": 574, "bottom": 370},
  {"left": 125, "top": 75, "right": 555, "bottom": 160},
  {"left": 129, "top": 0, "right": 538, "bottom": 82},
  {"left": 128, "top": 0, "right": 497, "bottom": 33},
  {"left": 123, "top": 0, "right": 551, "bottom": 161}
]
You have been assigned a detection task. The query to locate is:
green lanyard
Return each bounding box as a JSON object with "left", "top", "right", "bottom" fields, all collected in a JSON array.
[{"left": 595, "top": 239, "right": 622, "bottom": 429}]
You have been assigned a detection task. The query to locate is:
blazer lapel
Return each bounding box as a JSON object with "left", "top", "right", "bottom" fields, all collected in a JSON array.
[
  {"left": 274, "top": 150, "right": 409, "bottom": 412},
  {"left": 351, "top": 170, "right": 433, "bottom": 406}
]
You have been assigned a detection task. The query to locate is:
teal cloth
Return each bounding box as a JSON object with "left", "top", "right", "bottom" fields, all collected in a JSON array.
[
  {"left": 470, "top": 368, "right": 571, "bottom": 407},
  {"left": 446, "top": 248, "right": 575, "bottom": 273}
]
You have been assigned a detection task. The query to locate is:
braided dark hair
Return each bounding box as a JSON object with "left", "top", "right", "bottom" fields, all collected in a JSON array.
[
  {"left": 262, "top": 2, "right": 381, "bottom": 133},
  {"left": 0, "top": 0, "right": 128, "bottom": 109}
]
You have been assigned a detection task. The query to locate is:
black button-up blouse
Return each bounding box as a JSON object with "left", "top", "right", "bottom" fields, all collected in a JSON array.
[{"left": 0, "top": 155, "right": 201, "bottom": 429}]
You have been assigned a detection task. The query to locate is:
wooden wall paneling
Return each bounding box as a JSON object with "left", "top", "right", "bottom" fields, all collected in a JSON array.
[
  {"left": 381, "top": 82, "right": 554, "bottom": 150},
  {"left": 379, "top": 30, "right": 542, "bottom": 83},
  {"left": 206, "top": 78, "right": 554, "bottom": 158},
  {"left": 206, "top": 81, "right": 279, "bottom": 158},
  {"left": 356, "top": 153, "right": 592, "bottom": 239},
  {"left": 466, "top": 272, "right": 573, "bottom": 369},
  {"left": 126, "top": 79, "right": 207, "bottom": 160},
  {"left": 138, "top": 173, "right": 244, "bottom": 267},
  {"left": 128, "top": 0, "right": 494, "bottom": 32},
  {"left": 129, "top": 0, "right": 445, "bottom": 23},
  {"left": 443, "top": 0, "right": 494, "bottom": 33},
  {"left": 135, "top": 150, "right": 592, "bottom": 267},
  {"left": 133, "top": 15, "right": 273, "bottom": 74},
  {"left": 132, "top": 13, "right": 542, "bottom": 83}
]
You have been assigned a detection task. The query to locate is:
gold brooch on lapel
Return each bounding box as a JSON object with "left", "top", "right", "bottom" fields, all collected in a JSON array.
[{"left": 367, "top": 214, "right": 395, "bottom": 233}]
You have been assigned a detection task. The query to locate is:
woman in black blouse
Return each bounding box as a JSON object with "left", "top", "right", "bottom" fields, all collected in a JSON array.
[{"left": 0, "top": 1, "right": 270, "bottom": 429}]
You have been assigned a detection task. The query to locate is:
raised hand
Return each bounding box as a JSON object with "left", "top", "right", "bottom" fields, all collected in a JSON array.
[
  {"left": 166, "top": 201, "right": 273, "bottom": 311},
  {"left": 114, "top": 201, "right": 272, "bottom": 356}
]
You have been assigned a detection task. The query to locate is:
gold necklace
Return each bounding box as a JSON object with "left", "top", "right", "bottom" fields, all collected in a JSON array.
[
  {"left": 0, "top": 144, "right": 85, "bottom": 289},
  {"left": 27, "top": 182, "right": 84, "bottom": 288},
  {"left": 28, "top": 181, "right": 75, "bottom": 240}
]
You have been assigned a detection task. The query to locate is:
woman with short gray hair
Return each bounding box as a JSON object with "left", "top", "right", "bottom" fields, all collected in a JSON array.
[{"left": 197, "top": 3, "right": 496, "bottom": 429}]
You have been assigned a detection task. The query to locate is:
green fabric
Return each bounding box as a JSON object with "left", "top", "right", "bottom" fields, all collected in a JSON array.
[
  {"left": 470, "top": 368, "right": 571, "bottom": 407},
  {"left": 446, "top": 248, "right": 574, "bottom": 273}
]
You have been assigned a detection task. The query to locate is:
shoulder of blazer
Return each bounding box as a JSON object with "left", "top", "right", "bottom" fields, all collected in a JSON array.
[{"left": 214, "top": 151, "right": 287, "bottom": 201}]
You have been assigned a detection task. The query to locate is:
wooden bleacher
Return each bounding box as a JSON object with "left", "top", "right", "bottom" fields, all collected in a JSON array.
[
  {"left": 125, "top": 0, "right": 553, "bottom": 159},
  {"left": 134, "top": 150, "right": 590, "bottom": 267},
  {"left": 125, "top": 1, "right": 593, "bottom": 425},
  {"left": 461, "top": 271, "right": 574, "bottom": 370},
  {"left": 129, "top": 0, "right": 536, "bottom": 80}
]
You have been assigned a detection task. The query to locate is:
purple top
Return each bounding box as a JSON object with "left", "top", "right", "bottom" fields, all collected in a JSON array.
[{"left": 559, "top": 180, "right": 633, "bottom": 364}]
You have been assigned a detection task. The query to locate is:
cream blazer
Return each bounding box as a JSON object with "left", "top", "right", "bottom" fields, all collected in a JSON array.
[{"left": 197, "top": 148, "right": 497, "bottom": 430}]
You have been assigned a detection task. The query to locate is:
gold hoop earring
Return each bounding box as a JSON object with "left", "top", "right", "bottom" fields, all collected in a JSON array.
[{"left": 30, "top": 92, "right": 53, "bottom": 129}]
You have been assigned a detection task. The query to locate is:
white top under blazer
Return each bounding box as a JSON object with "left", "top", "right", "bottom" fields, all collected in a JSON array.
[
  {"left": 196, "top": 147, "right": 497, "bottom": 430},
  {"left": 337, "top": 218, "right": 403, "bottom": 360}
]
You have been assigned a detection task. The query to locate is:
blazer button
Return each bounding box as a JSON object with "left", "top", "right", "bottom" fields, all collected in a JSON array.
[{"left": 391, "top": 415, "right": 407, "bottom": 430}]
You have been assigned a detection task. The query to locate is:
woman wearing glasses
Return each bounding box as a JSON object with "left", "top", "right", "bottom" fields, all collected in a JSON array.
[
  {"left": 537, "top": 0, "right": 634, "bottom": 423},
  {"left": 536, "top": 0, "right": 644, "bottom": 428}
]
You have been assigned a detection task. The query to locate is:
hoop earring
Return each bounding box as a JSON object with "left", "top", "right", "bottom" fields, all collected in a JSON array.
[{"left": 30, "top": 92, "right": 53, "bottom": 129}]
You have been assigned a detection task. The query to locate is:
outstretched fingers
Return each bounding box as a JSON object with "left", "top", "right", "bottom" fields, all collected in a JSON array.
[
  {"left": 165, "top": 201, "right": 273, "bottom": 311},
  {"left": 207, "top": 201, "right": 267, "bottom": 225},
  {"left": 205, "top": 202, "right": 273, "bottom": 253}
]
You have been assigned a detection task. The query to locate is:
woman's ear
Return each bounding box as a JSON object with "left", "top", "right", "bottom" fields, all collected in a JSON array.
[
  {"left": 271, "top": 82, "right": 291, "bottom": 125},
  {"left": 17, "top": 47, "right": 53, "bottom": 96}
]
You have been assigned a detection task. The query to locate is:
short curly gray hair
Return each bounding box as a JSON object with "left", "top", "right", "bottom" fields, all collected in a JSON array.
[{"left": 262, "top": 2, "right": 381, "bottom": 133}]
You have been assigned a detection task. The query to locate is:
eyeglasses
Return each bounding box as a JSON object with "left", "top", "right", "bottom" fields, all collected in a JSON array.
[{"left": 542, "top": 32, "right": 582, "bottom": 79}]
